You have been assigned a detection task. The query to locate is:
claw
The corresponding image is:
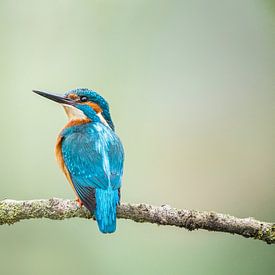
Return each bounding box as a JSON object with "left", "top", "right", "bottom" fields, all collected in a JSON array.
[{"left": 75, "top": 198, "right": 83, "bottom": 207}]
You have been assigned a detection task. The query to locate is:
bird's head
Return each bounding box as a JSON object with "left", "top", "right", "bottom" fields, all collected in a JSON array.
[{"left": 33, "top": 88, "right": 114, "bottom": 130}]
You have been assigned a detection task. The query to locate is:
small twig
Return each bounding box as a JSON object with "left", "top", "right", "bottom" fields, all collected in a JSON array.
[{"left": 0, "top": 198, "right": 274, "bottom": 244}]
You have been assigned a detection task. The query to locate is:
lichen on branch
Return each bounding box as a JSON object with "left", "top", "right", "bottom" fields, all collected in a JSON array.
[{"left": 0, "top": 198, "right": 274, "bottom": 245}]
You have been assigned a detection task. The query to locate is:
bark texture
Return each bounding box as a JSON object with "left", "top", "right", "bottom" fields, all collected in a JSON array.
[{"left": 0, "top": 198, "right": 274, "bottom": 244}]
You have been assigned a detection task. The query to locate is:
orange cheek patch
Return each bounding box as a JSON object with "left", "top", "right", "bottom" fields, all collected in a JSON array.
[
  {"left": 86, "top": 102, "right": 102, "bottom": 113},
  {"left": 67, "top": 93, "right": 78, "bottom": 100}
]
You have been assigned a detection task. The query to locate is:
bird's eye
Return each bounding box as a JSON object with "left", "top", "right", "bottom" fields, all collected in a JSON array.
[{"left": 80, "top": 96, "right": 88, "bottom": 102}]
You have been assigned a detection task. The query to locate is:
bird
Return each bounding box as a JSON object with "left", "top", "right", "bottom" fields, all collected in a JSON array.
[{"left": 33, "top": 88, "right": 124, "bottom": 233}]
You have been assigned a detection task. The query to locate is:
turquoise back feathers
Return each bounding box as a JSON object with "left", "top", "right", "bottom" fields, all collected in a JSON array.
[{"left": 61, "top": 120, "right": 124, "bottom": 233}]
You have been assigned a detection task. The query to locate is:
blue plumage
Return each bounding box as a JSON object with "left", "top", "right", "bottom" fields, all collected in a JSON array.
[
  {"left": 95, "top": 187, "right": 120, "bottom": 233},
  {"left": 61, "top": 103, "right": 124, "bottom": 233},
  {"left": 33, "top": 88, "right": 124, "bottom": 234}
]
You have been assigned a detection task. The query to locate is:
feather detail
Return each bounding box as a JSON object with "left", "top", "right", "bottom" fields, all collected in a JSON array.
[
  {"left": 55, "top": 135, "right": 80, "bottom": 200},
  {"left": 56, "top": 121, "right": 124, "bottom": 233},
  {"left": 95, "top": 187, "right": 119, "bottom": 233},
  {"left": 85, "top": 103, "right": 110, "bottom": 128},
  {"left": 86, "top": 102, "right": 102, "bottom": 113}
]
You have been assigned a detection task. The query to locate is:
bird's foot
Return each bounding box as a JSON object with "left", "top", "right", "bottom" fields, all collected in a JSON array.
[{"left": 75, "top": 198, "right": 83, "bottom": 208}]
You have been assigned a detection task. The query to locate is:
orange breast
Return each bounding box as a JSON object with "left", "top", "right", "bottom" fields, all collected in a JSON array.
[{"left": 64, "top": 118, "right": 91, "bottom": 128}]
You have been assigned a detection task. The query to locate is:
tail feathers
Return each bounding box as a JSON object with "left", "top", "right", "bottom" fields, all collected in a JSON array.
[{"left": 95, "top": 187, "right": 119, "bottom": 233}]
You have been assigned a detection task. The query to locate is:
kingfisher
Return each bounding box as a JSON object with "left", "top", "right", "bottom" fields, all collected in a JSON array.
[{"left": 33, "top": 88, "right": 124, "bottom": 233}]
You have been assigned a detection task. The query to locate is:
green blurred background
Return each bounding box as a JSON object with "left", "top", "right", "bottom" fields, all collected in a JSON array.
[{"left": 0, "top": 0, "right": 274, "bottom": 274}]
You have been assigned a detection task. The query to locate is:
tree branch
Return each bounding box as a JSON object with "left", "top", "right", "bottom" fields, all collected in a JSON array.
[{"left": 0, "top": 198, "right": 274, "bottom": 244}]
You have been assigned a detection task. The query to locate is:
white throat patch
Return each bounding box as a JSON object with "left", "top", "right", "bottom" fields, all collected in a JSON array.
[{"left": 63, "top": 105, "right": 87, "bottom": 120}]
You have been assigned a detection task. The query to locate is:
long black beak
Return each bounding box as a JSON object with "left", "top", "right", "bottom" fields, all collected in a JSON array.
[{"left": 32, "top": 90, "right": 75, "bottom": 105}]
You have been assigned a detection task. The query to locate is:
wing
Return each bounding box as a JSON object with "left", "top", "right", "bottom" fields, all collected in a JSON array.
[
  {"left": 108, "top": 138, "right": 124, "bottom": 189},
  {"left": 61, "top": 124, "right": 124, "bottom": 211}
]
